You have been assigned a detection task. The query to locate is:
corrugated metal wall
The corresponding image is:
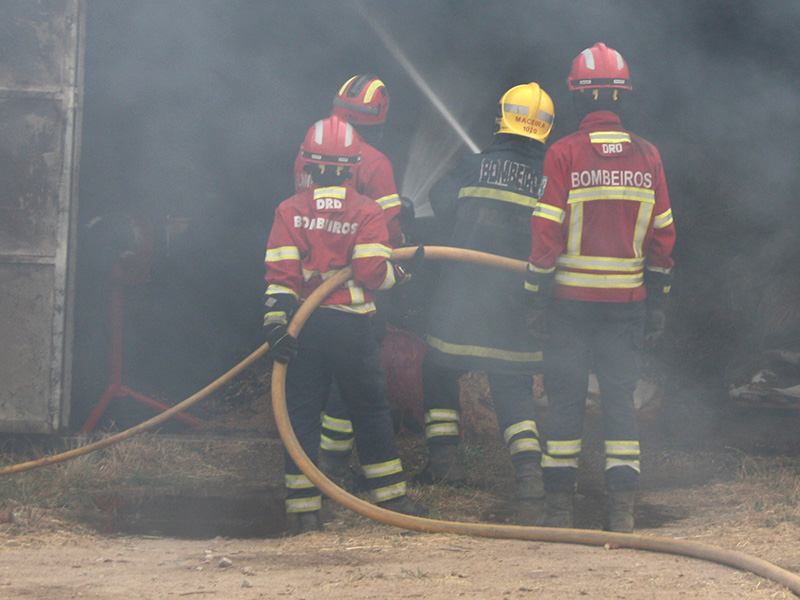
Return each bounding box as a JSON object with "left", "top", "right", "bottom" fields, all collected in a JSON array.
[{"left": 0, "top": 0, "right": 84, "bottom": 433}]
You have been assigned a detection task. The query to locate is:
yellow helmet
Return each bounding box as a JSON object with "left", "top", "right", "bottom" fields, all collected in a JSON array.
[{"left": 494, "top": 82, "right": 554, "bottom": 143}]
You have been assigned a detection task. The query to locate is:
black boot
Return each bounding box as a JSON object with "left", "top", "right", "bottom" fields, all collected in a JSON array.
[
  {"left": 293, "top": 510, "right": 322, "bottom": 534},
  {"left": 515, "top": 460, "right": 544, "bottom": 502},
  {"left": 378, "top": 495, "right": 429, "bottom": 517},
  {"left": 605, "top": 490, "right": 635, "bottom": 533},
  {"left": 541, "top": 492, "right": 574, "bottom": 528},
  {"left": 415, "top": 444, "right": 467, "bottom": 485}
]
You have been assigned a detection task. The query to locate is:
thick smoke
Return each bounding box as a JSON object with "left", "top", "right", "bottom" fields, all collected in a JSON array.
[{"left": 73, "top": 0, "right": 800, "bottom": 423}]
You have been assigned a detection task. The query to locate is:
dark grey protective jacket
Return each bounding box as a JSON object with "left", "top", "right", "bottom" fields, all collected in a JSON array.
[{"left": 425, "top": 136, "right": 546, "bottom": 373}]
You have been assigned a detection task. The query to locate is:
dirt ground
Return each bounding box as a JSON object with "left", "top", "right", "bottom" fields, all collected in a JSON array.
[{"left": 1, "top": 371, "right": 800, "bottom": 599}]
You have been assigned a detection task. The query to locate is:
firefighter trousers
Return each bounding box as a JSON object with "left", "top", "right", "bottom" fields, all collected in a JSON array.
[
  {"left": 284, "top": 309, "right": 406, "bottom": 513},
  {"left": 421, "top": 357, "right": 542, "bottom": 466},
  {"left": 542, "top": 298, "right": 645, "bottom": 493}
]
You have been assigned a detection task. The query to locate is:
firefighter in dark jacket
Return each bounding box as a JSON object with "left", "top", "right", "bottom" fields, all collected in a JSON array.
[
  {"left": 264, "top": 115, "right": 427, "bottom": 534},
  {"left": 525, "top": 43, "right": 676, "bottom": 532},
  {"left": 419, "top": 83, "right": 554, "bottom": 504}
]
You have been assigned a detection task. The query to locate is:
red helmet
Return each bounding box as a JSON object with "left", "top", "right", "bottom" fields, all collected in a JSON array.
[
  {"left": 331, "top": 74, "right": 390, "bottom": 126},
  {"left": 300, "top": 115, "right": 361, "bottom": 167},
  {"left": 568, "top": 43, "right": 632, "bottom": 91}
]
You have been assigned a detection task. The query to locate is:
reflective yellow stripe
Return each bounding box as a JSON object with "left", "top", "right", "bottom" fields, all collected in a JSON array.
[
  {"left": 266, "top": 246, "right": 301, "bottom": 262},
  {"left": 568, "top": 186, "right": 655, "bottom": 204},
  {"left": 426, "top": 335, "right": 543, "bottom": 363},
  {"left": 321, "top": 302, "right": 376, "bottom": 314},
  {"left": 377, "top": 262, "right": 396, "bottom": 291},
  {"left": 532, "top": 203, "right": 565, "bottom": 223},
  {"left": 426, "top": 422, "right": 460, "bottom": 439},
  {"left": 605, "top": 440, "right": 640, "bottom": 455},
  {"left": 654, "top": 208, "right": 673, "bottom": 228},
  {"left": 363, "top": 79, "right": 385, "bottom": 103},
  {"left": 528, "top": 262, "right": 556, "bottom": 274},
  {"left": 320, "top": 435, "right": 354, "bottom": 452},
  {"left": 633, "top": 201, "right": 654, "bottom": 258},
  {"left": 362, "top": 459, "right": 403, "bottom": 479},
  {"left": 503, "top": 420, "right": 539, "bottom": 443},
  {"left": 546, "top": 439, "right": 581, "bottom": 456},
  {"left": 589, "top": 131, "right": 631, "bottom": 144},
  {"left": 567, "top": 202, "right": 583, "bottom": 255},
  {"left": 286, "top": 497, "right": 322, "bottom": 513},
  {"left": 352, "top": 243, "right": 392, "bottom": 259},
  {"left": 459, "top": 186, "right": 539, "bottom": 209},
  {"left": 542, "top": 454, "right": 579, "bottom": 469},
  {"left": 263, "top": 311, "right": 288, "bottom": 326},
  {"left": 425, "top": 409, "right": 460, "bottom": 423},
  {"left": 556, "top": 255, "right": 645, "bottom": 272},
  {"left": 285, "top": 474, "right": 314, "bottom": 489},
  {"left": 376, "top": 193, "right": 401, "bottom": 210},
  {"left": 509, "top": 438, "right": 542, "bottom": 455},
  {"left": 556, "top": 271, "right": 644, "bottom": 289},
  {"left": 605, "top": 458, "right": 641, "bottom": 472},
  {"left": 371, "top": 481, "right": 407, "bottom": 502},
  {"left": 313, "top": 186, "right": 347, "bottom": 201},
  {"left": 265, "top": 284, "right": 298, "bottom": 299},
  {"left": 321, "top": 414, "right": 353, "bottom": 433}
]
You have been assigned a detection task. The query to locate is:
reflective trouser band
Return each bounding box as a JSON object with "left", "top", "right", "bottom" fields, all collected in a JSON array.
[
  {"left": 320, "top": 434, "right": 355, "bottom": 452},
  {"left": 605, "top": 440, "right": 641, "bottom": 473},
  {"left": 508, "top": 437, "right": 542, "bottom": 456},
  {"left": 362, "top": 458, "right": 403, "bottom": 479},
  {"left": 542, "top": 439, "right": 581, "bottom": 469},
  {"left": 286, "top": 496, "right": 322, "bottom": 513},
  {"left": 285, "top": 473, "right": 315, "bottom": 489},
  {"left": 425, "top": 409, "right": 460, "bottom": 440},
  {"left": 371, "top": 481, "right": 407, "bottom": 503},
  {"left": 321, "top": 413, "right": 353, "bottom": 434}
]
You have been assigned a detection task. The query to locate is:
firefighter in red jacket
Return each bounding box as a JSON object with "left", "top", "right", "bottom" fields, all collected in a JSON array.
[
  {"left": 293, "top": 75, "right": 406, "bottom": 487},
  {"left": 525, "top": 43, "right": 676, "bottom": 532},
  {"left": 265, "top": 116, "right": 427, "bottom": 534}
]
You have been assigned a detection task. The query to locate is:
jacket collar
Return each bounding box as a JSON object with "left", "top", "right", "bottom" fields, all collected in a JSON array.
[{"left": 579, "top": 110, "right": 623, "bottom": 131}]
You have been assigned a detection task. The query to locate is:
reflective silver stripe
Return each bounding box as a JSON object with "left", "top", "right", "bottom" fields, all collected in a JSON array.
[
  {"left": 377, "top": 262, "right": 396, "bottom": 290},
  {"left": 568, "top": 186, "right": 655, "bottom": 203},
  {"left": 313, "top": 186, "right": 347, "bottom": 201},
  {"left": 567, "top": 202, "right": 583, "bottom": 255},
  {"left": 371, "top": 481, "right": 407, "bottom": 502},
  {"left": 581, "top": 47, "right": 595, "bottom": 70},
  {"left": 322, "top": 302, "right": 377, "bottom": 314},
  {"left": 503, "top": 102, "right": 529, "bottom": 115},
  {"left": 265, "top": 246, "right": 301, "bottom": 262},
  {"left": 425, "top": 409, "right": 459, "bottom": 423},
  {"left": 645, "top": 265, "right": 672, "bottom": 275},
  {"left": 556, "top": 255, "right": 645, "bottom": 272},
  {"left": 555, "top": 271, "right": 644, "bottom": 289},
  {"left": 542, "top": 454, "right": 579, "bottom": 469},
  {"left": 286, "top": 496, "right": 322, "bottom": 513},
  {"left": 528, "top": 262, "right": 556, "bottom": 274},
  {"left": 605, "top": 440, "right": 640, "bottom": 455},
  {"left": 376, "top": 193, "right": 401, "bottom": 209},
  {"left": 321, "top": 414, "right": 353, "bottom": 433},
  {"left": 348, "top": 283, "right": 365, "bottom": 306},
  {"left": 546, "top": 439, "right": 581, "bottom": 456},
  {"left": 503, "top": 420, "right": 539, "bottom": 443},
  {"left": 509, "top": 438, "right": 542, "bottom": 455},
  {"left": 426, "top": 335, "right": 543, "bottom": 363},
  {"left": 633, "top": 201, "right": 654, "bottom": 258},
  {"left": 320, "top": 435, "right": 354, "bottom": 452},
  {"left": 532, "top": 203, "right": 565, "bottom": 223},
  {"left": 426, "top": 422, "right": 460, "bottom": 439},
  {"left": 362, "top": 459, "right": 403, "bottom": 479},
  {"left": 589, "top": 131, "right": 631, "bottom": 144},
  {"left": 458, "top": 185, "right": 538, "bottom": 209},
  {"left": 285, "top": 474, "right": 314, "bottom": 489},
  {"left": 654, "top": 208, "right": 674, "bottom": 229},
  {"left": 605, "top": 458, "right": 641, "bottom": 473},
  {"left": 265, "top": 284, "right": 297, "bottom": 298},
  {"left": 352, "top": 243, "right": 392, "bottom": 259},
  {"left": 537, "top": 109, "right": 554, "bottom": 124}
]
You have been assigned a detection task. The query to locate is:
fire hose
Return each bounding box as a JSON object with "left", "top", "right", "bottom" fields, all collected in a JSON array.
[{"left": 1, "top": 245, "right": 799, "bottom": 595}]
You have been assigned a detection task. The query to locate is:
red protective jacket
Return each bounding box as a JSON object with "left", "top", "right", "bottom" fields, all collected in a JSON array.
[
  {"left": 529, "top": 111, "right": 675, "bottom": 302},
  {"left": 294, "top": 138, "right": 403, "bottom": 248},
  {"left": 265, "top": 185, "right": 398, "bottom": 314}
]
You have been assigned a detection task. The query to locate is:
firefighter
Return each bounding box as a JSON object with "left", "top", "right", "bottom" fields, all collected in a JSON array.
[
  {"left": 293, "top": 75, "right": 408, "bottom": 487},
  {"left": 418, "top": 83, "right": 555, "bottom": 505},
  {"left": 525, "top": 43, "right": 676, "bottom": 532},
  {"left": 265, "top": 116, "right": 427, "bottom": 534}
]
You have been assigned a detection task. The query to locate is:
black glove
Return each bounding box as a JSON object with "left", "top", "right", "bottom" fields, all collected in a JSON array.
[
  {"left": 645, "top": 307, "right": 666, "bottom": 344},
  {"left": 391, "top": 245, "right": 425, "bottom": 285},
  {"left": 264, "top": 323, "right": 299, "bottom": 364},
  {"left": 524, "top": 294, "right": 549, "bottom": 343}
]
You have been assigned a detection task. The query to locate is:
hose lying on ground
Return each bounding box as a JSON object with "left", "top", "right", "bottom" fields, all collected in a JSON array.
[{"left": 1, "top": 245, "right": 798, "bottom": 595}]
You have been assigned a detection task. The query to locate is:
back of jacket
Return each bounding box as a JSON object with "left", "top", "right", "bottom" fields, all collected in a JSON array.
[
  {"left": 425, "top": 137, "right": 546, "bottom": 373},
  {"left": 529, "top": 111, "right": 675, "bottom": 302},
  {"left": 265, "top": 185, "right": 397, "bottom": 315}
]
